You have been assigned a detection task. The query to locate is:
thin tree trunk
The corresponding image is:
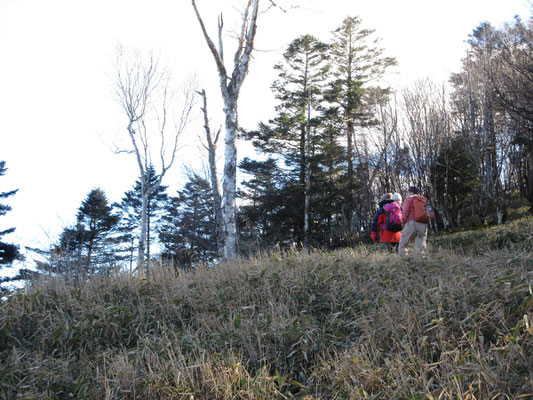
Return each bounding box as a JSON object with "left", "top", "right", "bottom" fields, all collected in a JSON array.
[
  {"left": 222, "top": 100, "right": 239, "bottom": 259},
  {"left": 304, "top": 88, "right": 311, "bottom": 250},
  {"left": 192, "top": 0, "right": 260, "bottom": 259},
  {"left": 199, "top": 89, "right": 224, "bottom": 258},
  {"left": 114, "top": 49, "right": 196, "bottom": 273},
  {"left": 525, "top": 149, "right": 533, "bottom": 215},
  {"left": 139, "top": 186, "right": 148, "bottom": 274},
  {"left": 147, "top": 196, "right": 151, "bottom": 264}
]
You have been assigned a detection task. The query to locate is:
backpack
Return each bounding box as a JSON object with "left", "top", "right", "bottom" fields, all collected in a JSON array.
[
  {"left": 383, "top": 203, "right": 403, "bottom": 232},
  {"left": 412, "top": 195, "right": 434, "bottom": 223}
]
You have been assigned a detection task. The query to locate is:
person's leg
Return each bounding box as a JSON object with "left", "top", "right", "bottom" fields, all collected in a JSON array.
[
  {"left": 398, "top": 221, "right": 416, "bottom": 255},
  {"left": 414, "top": 222, "right": 428, "bottom": 253}
]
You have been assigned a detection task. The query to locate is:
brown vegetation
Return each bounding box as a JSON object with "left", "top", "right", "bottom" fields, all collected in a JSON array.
[{"left": 1, "top": 217, "right": 532, "bottom": 399}]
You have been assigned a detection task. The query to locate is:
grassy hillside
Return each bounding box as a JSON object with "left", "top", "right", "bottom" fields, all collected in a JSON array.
[
  {"left": 1, "top": 218, "right": 532, "bottom": 399},
  {"left": 430, "top": 215, "right": 533, "bottom": 254}
]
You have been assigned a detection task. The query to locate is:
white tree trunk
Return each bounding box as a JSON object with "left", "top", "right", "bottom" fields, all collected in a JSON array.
[
  {"left": 199, "top": 89, "right": 224, "bottom": 258},
  {"left": 192, "top": 0, "right": 261, "bottom": 260},
  {"left": 222, "top": 101, "right": 238, "bottom": 259}
]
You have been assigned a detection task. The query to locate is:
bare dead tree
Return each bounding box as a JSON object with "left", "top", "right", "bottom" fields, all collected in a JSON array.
[
  {"left": 113, "top": 46, "right": 196, "bottom": 273},
  {"left": 366, "top": 87, "right": 399, "bottom": 192},
  {"left": 198, "top": 89, "right": 224, "bottom": 259},
  {"left": 191, "top": 0, "right": 261, "bottom": 260},
  {"left": 353, "top": 87, "right": 398, "bottom": 230}
]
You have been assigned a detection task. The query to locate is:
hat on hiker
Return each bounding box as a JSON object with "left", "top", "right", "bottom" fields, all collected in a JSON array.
[
  {"left": 380, "top": 193, "right": 392, "bottom": 201},
  {"left": 408, "top": 186, "right": 419, "bottom": 194},
  {"left": 392, "top": 193, "right": 402, "bottom": 203}
]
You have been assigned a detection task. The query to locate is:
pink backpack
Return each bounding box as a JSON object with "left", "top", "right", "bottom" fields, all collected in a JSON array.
[{"left": 383, "top": 202, "right": 403, "bottom": 232}]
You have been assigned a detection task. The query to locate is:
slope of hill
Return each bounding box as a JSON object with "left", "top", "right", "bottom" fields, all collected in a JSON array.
[{"left": 1, "top": 217, "right": 532, "bottom": 399}]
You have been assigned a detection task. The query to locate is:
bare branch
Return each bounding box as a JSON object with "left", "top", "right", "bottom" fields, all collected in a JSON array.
[
  {"left": 191, "top": 0, "right": 229, "bottom": 93},
  {"left": 218, "top": 14, "right": 224, "bottom": 63},
  {"left": 112, "top": 46, "right": 196, "bottom": 269},
  {"left": 266, "top": 0, "right": 287, "bottom": 12},
  {"left": 214, "top": 126, "right": 222, "bottom": 144},
  {"left": 230, "top": 0, "right": 259, "bottom": 94}
]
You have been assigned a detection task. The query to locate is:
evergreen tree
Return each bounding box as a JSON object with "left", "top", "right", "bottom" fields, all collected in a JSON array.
[
  {"left": 114, "top": 165, "right": 169, "bottom": 268},
  {"left": 0, "top": 161, "right": 21, "bottom": 267},
  {"left": 246, "top": 34, "right": 330, "bottom": 245},
  {"left": 159, "top": 174, "right": 217, "bottom": 268},
  {"left": 309, "top": 115, "right": 348, "bottom": 247},
  {"left": 45, "top": 188, "right": 119, "bottom": 279},
  {"left": 327, "top": 16, "right": 397, "bottom": 234},
  {"left": 238, "top": 157, "right": 294, "bottom": 251}
]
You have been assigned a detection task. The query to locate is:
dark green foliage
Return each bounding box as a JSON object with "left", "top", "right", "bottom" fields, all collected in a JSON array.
[
  {"left": 238, "top": 14, "right": 532, "bottom": 250},
  {"left": 446, "top": 19, "right": 533, "bottom": 223},
  {"left": 243, "top": 18, "right": 398, "bottom": 249},
  {"left": 114, "top": 164, "right": 169, "bottom": 266},
  {"left": 245, "top": 34, "right": 336, "bottom": 246},
  {"left": 247, "top": 34, "right": 330, "bottom": 163},
  {"left": 159, "top": 174, "right": 217, "bottom": 267},
  {"left": 327, "top": 16, "right": 396, "bottom": 134},
  {"left": 42, "top": 188, "right": 119, "bottom": 279},
  {"left": 0, "top": 161, "right": 21, "bottom": 267},
  {"left": 327, "top": 17, "right": 397, "bottom": 237},
  {"left": 238, "top": 157, "right": 298, "bottom": 250}
]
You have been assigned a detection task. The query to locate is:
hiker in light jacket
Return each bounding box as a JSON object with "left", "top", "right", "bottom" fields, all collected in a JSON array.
[
  {"left": 371, "top": 193, "right": 401, "bottom": 252},
  {"left": 398, "top": 186, "right": 428, "bottom": 255}
]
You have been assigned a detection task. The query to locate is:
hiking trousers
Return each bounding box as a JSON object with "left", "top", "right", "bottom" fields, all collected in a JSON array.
[{"left": 398, "top": 220, "right": 427, "bottom": 255}]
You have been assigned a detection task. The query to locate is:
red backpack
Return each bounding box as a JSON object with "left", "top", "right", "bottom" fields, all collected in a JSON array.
[{"left": 412, "top": 195, "right": 434, "bottom": 223}]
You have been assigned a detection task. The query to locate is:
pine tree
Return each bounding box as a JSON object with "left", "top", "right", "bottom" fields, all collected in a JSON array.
[
  {"left": 238, "top": 157, "right": 294, "bottom": 251},
  {"left": 327, "top": 16, "right": 397, "bottom": 234},
  {"left": 159, "top": 174, "right": 217, "bottom": 268},
  {"left": 114, "top": 165, "right": 169, "bottom": 269},
  {"left": 0, "top": 161, "right": 21, "bottom": 267},
  {"left": 246, "top": 34, "right": 330, "bottom": 245},
  {"left": 45, "top": 188, "right": 119, "bottom": 279}
]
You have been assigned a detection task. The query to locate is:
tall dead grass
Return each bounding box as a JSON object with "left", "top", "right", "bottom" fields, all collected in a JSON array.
[{"left": 1, "top": 218, "right": 532, "bottom": 399}]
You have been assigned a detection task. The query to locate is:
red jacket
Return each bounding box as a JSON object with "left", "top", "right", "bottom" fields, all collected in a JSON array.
[
  {"left": 371, "top": 199, "right": 401, "bottom": 243},
  {"left": 377, "top": 212, "right": 401, "bottom": 243}
]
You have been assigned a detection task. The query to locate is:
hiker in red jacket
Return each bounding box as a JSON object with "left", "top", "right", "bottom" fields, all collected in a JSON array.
[
  {"left": 371, "top": 193, "right": 402, "bottom": 252},
  {"left": 398, "top": 186, "right": 428, "bottom": 255}
]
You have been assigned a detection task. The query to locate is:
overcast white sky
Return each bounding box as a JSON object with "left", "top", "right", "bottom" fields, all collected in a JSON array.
[{"left": 1, "top": 0, "right": 531, "bottom": 270}]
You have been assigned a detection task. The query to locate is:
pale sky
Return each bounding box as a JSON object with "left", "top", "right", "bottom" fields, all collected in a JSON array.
[{"left": 0, "top": 0, "right": 531, "bottom": 271}]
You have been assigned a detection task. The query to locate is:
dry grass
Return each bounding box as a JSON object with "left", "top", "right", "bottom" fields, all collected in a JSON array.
[{"left": 1, "top": 218, "right": 532, "bottom": 399}]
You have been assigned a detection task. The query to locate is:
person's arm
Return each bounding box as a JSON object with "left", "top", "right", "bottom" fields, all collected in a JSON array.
[
  {"left": 402, "top": 197, "right": 413, "bottom": 224},
  {"left": 371, "top": 209, "right": 382, "bottom": 232}
]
